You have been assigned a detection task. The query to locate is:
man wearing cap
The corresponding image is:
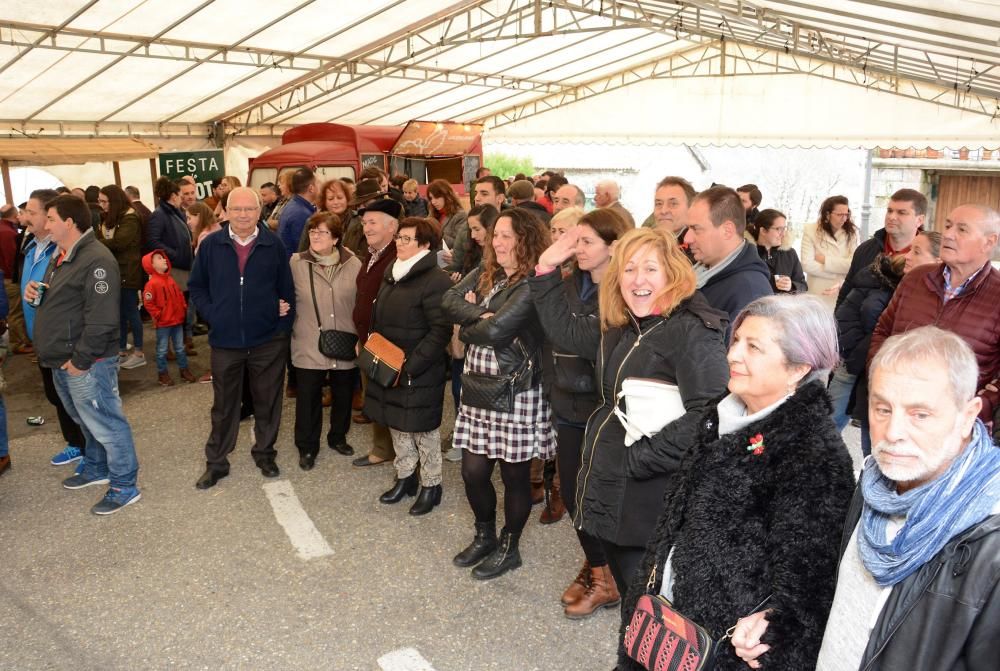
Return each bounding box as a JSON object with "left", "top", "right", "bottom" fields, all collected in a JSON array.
[
  {"left": 351, "top": 198, "right": 401, "bottom": 467},
  {"left": 509, "top": 179, "right": 551, "bottom": 225},
  {"left": 342, "top": 178, "right": 386, "bottom": 257}
]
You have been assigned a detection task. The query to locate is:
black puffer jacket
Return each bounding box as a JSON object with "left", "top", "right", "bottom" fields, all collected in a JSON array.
[
  {"left": 363, "top": 251, "right": 452, "bottom": 433},
  {"left": 839, "top": 487, "right": 1000, "bottom": 671},
  {"left": 529, "top": 267, "right": 601, "bottom": 425},
  {"left": 535, "top": 288, "right": 730, "bottom": 548},
  {"left": 441, "top": 267, "right": 544, "bottom": 396},
  {"left": 836, "top": 227, "right": 889, "bottom": 310},
  {"left": 618, "top": 381, "right": 855, "bottom": 671},
  {"left": 835, "top": 254, "right": 904, "bottom": 376}
]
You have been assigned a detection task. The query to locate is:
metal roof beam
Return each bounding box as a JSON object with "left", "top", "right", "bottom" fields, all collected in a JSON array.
[{"left": 0, "top": 0, "right": 100, "bottom": 78}]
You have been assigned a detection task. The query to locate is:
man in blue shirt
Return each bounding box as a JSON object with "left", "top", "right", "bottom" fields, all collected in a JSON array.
[{"left": 278, "top": 168, "right": 318, "bottom": 260}]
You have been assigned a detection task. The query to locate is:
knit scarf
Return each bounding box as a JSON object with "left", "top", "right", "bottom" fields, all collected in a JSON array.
[
  {"left": 857, "top": 419, "right": 1000, "bottom": 586},
  {"left": 391, "top": 249, "right": 429, "bottom": 281}
]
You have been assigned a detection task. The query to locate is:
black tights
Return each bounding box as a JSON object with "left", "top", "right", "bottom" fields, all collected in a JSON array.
[
  {"left": 461, "top": 452, "right": 533, "bottom": 534},
  {"left": 557, "top": 422, "right": 608, "bottom": 568}
]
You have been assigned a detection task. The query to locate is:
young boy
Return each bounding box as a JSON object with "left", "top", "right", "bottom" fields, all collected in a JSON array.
[
  {"left": 142, "top": 250, "right": 196, "bottom": 386},
  {"left": 401, "top": 179, "right": 429, "bottom": 218}
]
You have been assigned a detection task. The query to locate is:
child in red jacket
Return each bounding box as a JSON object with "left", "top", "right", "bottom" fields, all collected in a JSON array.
[{"left": 142, "top": 250, "right": 195, "bottom": 386}]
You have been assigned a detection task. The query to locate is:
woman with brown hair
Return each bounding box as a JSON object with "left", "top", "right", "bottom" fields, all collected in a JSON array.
[
  {"left": 532, "top": 227, "right": 729, "bottom": 600},
  {"left": 289, "top": 212, "right": 362, "bottom": 469},
  {"left": 801, "top": 195, "right": 859, "bottom": 308},
  {"left": 441, "top": 208, "right": 555, "bottom": 580},
  {"left": 97, "top": 184, "right": 146, "bottom": 369},
  {"left": 427, "top": 178, "right": 468, "bottom": 250},
  {"left": 528, "top": 208, "right": 632, "bottom": 619},
  {"left": 186, "top": 202, "right": 219, "bottom": 254}
]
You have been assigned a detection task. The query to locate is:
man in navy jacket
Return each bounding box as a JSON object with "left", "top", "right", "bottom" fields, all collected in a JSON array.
[{"left": 189, "top": 187, "right": 295, "bottom": 489}]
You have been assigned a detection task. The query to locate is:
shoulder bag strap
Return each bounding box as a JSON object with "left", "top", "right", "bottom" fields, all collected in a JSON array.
[{"left": 308, "top": 265, "right": 323, "bottom": 331}]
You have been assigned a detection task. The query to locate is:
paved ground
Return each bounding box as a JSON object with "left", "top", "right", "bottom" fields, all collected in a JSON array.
[{"left": 0, "top": 332, "right": 862, "bottom": 670}]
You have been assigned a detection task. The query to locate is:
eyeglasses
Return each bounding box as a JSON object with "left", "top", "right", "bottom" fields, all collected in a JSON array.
[
  {"left": 770, "top": 226, "right": 788, "bottom": 233},
  {"left": 229, "top": 206, "right": 260, "bottom": 214},
  {"left": 308, "top": 229, "right": 332, "bottom": 237},
  {"left": 394, "top": 235, "right": 415, "bottom": 244}
]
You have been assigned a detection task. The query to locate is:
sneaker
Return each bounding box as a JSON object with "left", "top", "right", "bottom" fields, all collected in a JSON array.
[
  {"left": 444, "top": 446, "right": 463, "bottom": 462},
  {"left": 62, "top": 472, "right": 110, "bottom": 489},
  {"left": 51, "top": 445, "right": 83, "bottom": 466},
  {"left": 120, "top": 352, "right": 147, "bottom": 370},
  {"left": 91, "top": 487, "right": 141, "bottom": 515},
  {"left": 74, "top": 460, "right": 85, "bottom": 476},
  {"left": 198, "top": 372, "right": 213, "bottom": 384}
]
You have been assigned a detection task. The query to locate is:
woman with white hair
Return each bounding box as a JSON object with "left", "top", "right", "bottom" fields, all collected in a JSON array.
[{"left": 617, "top": 294, "right": 855, "bottom": 671}]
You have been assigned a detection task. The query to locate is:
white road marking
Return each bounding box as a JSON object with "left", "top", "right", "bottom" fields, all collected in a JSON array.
[
  {"left": 377, "top": 648, "right": 438, "bottom": 671},
  {"left": 262, "top": 480, "right": 334, "bottom": 560}
]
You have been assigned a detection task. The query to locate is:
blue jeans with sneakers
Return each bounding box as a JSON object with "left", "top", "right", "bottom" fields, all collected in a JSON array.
[
  {"left": 53, "top": 358, "right": 139, "bottom": 489},
  {"left": 156, "top": 325, "right": 188, "bottom": 373}
]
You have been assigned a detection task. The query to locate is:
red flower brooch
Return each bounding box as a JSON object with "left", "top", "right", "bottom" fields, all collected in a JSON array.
[{"left": 746, "top": 433, "right": 765, "bottom": 456}]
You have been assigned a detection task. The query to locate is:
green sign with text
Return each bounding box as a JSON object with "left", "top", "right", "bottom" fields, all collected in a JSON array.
[{"left": 158, "top": 150, "right": 225, "bottom": 200}]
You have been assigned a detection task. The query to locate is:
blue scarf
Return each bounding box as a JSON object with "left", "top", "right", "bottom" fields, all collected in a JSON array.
[{"left": 857, "top": 419, "right": 1000, "bottom": 586}]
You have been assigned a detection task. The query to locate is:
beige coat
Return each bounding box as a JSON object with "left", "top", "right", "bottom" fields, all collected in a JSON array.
[
  {"left": 290, "top": 249, "right": 362, "bottom": 370},
  {"left": 800, "top": 222, "right": 858, "bottom": 307}
]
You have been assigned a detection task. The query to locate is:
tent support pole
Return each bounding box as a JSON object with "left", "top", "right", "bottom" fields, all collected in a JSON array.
[
  {"left": 113, "top": 161, "right": 122, "bottom": 187},
  {"left": 1, "top": 160, "right": 12, "bottom": 206},
  {"left": 149, "top": 158, "right": 157, "bottom": 199}
]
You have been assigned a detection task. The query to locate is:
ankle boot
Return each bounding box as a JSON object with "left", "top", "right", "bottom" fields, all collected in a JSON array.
[
  {"left": 184, "top": 336, "right": 198, "bottom": 356},
  {"left": 471, "top": 528, "right": 522, "bottom": 580},
  {"left": 453, "top": 520, "right": 497, "bottom": 567},
  {"left": 409, "top": 484, "right": 442, "bottom": 516},
  {"left": 379, "top": 472, "right": 418, "bottom": 504},
  {"left": 561, "top": 560, "right": 592, "bottom": 605},
  {"left": 564, "top": 565, "right": 621, "bottom": 619},
  {"left": 539, "top": 483, "right": 567, "bottom": 524}
]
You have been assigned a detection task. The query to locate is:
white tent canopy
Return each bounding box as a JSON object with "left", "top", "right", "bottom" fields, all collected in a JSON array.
[{"left": 0, "top": 0, "right": 998, "bottom": 149}]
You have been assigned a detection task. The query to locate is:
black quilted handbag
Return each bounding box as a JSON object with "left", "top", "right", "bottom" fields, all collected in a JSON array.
[
  {"left": 461, "top": 370, "right": 517, "bottom": 412},
  {"left": 310, "top": 268, "right": 358, "bottom": 360}
]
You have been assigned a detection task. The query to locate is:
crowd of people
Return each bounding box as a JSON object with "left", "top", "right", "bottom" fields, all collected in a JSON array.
[{"left": 1, "top": 161, "right": 998, "bottom": 670}]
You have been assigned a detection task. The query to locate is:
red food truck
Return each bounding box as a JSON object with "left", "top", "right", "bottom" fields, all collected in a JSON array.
[{"left": 247, "top": 121, "right": 483, "bottom": 196}]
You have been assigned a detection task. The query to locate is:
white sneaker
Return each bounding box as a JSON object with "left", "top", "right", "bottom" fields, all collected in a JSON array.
[{"left": 120, "top": 352, "right": 147, "bottom": 369}]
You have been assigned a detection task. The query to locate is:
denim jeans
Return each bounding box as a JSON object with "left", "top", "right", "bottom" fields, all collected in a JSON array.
[
  {"left": 120, "top": 288, "right": 143, "bottom": 350},
  {"left": 156, "top": 325, "right": 188, "bottom": 373},
  {"left": 53, "top": 358, "right": 139, "bottom": 488},
  {"left": 0, "top": 395, "right": 8, "bottom": 458},
  {"left": 827, "top": 363, "right": 857, "bottom": 432}
]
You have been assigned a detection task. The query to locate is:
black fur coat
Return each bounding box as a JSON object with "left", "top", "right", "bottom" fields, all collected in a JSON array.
[{"left": 617, "top": 380, "right": 855, "bottom": 671}]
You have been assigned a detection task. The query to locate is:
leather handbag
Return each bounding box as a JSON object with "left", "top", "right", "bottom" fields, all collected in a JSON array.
[
  {"left": 625, "top": 564, "right": 771, "bottom": 671},
  {"left": 460, "top": 340, "right": 531, "bottom": 413},
  {"left": 309, "top": 267, "right": 357, "bottom": 360},
  {"left": 358, "top": 332, "right": 406, "bottom": 388}
]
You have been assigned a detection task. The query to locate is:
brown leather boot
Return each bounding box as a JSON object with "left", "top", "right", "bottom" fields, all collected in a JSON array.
[
  {"left": 179, "top": 368, "right": 197, "bottom": 383},
  {"left": 530, "top": 481, "right": 545, "bottom": 505},
  {"left": 539, "top": 484, "right": 567, "bottom": 524},
  {"left": 158, "top": 371, "right": 175, "bottom": 386},
  {"left": 564, "top": 565, "right": 621, "bottom": 619},
  {"left": 561, "top": 560, "right": 591, "bottom": 605},
  {"left": 322, "top": 388, "right": 333, "bottom": 407},
  {"left": 184, "top": 337, "right": 198, "bottom": 356}
]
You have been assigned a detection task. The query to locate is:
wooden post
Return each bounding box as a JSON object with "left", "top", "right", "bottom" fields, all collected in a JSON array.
[
  {"left": 113, "top": 160, "right": 122, "bottom": 187},
  {"left": 149, "top": 158, "right": 158, "bottom": 201},
  {"left": 1, "top": 159, "right": 13, "bottom": 206}
]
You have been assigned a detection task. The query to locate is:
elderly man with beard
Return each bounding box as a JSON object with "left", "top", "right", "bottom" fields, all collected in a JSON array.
[{"left": 733, "top": 326, "right": 1000, "bottom": 671}]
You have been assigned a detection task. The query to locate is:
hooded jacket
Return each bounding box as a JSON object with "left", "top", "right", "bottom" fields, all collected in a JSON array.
[
  {"left": 33, "top": 230, "right": 120, "bottom": 370},
  {"left": 147, "top": 200, "right": 193, "bottom": 269},
  {"left": 698, "top": 241, "right": 773, "bottom": 326},
  {"left": 141, "top": 250, "right": 187, "bottom": 328}
]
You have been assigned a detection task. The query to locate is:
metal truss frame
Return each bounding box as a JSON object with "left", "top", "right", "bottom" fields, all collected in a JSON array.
[{"left": 0, "top": 0, "right": 996, "bottom": 137}]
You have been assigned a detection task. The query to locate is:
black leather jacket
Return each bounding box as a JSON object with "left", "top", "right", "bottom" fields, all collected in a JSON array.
[
  {"left": 441, "top": 267, "right": 543, "bottom": 394},
  {"left": 839, "top": 486, "right": 1000, "bottom": 670}
]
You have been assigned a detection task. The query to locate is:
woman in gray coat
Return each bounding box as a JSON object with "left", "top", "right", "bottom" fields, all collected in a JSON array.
[{"left": 290, "top": 212, "right": 362, "bottom": 470}]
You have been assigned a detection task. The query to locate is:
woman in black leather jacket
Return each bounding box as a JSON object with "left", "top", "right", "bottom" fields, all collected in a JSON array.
[
  {"left": 529, "top": 208, "right": 631, "bottom": 619},
  {"left": 441, "top": 208, "right": 553, "bottom": 581},
  {"left": 531, "top": 227, "right": 730, "bottom": 599}
]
